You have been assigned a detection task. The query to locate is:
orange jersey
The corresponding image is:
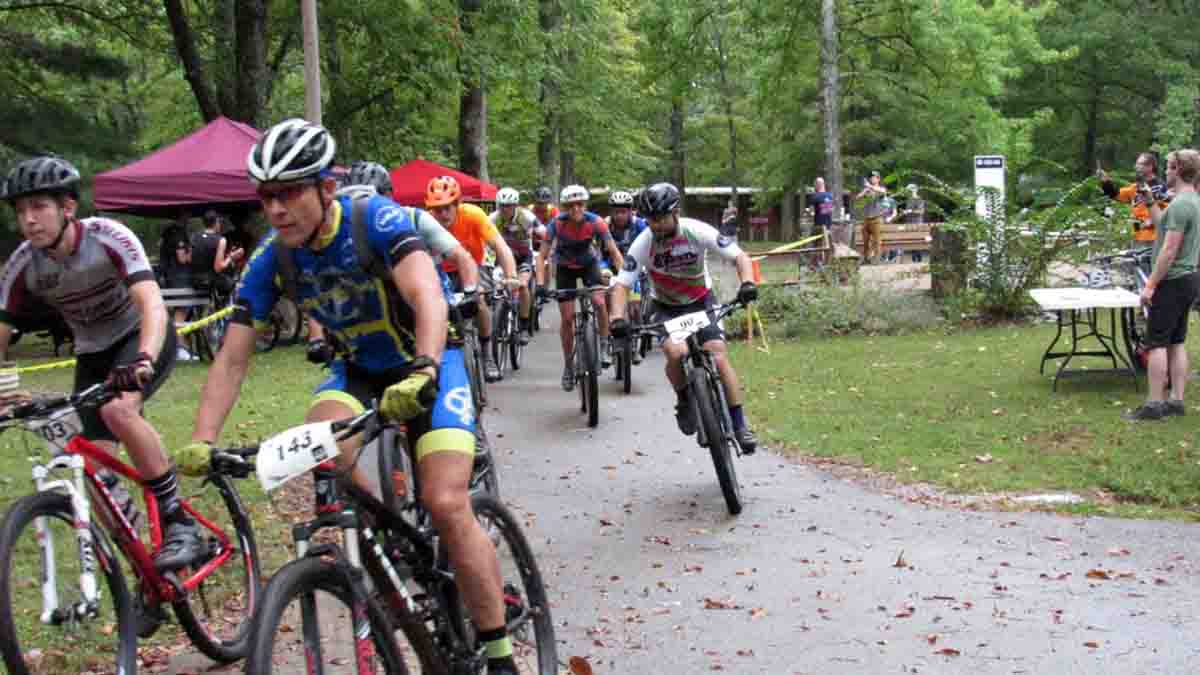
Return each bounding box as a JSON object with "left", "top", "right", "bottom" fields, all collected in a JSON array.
[{"left": 442, "top": 203, "right": 498, "bottom": 271}]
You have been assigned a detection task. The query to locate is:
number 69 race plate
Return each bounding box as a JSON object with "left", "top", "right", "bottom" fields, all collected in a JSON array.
[
  {"left": 663, "top": 310, "right": 711, "bottom": 343},
  {"left": 256, "top": 422, "right": 339, "bottom": 492}
]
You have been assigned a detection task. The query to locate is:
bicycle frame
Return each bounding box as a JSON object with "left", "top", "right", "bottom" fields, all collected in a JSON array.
[{"left": 16, "top": 418, "right": 238, "bottom": 623}]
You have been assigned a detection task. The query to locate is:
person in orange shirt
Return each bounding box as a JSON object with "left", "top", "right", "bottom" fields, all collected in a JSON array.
[
  {"left": 427, "top": 176, "right": 519, "bottom": 382},
  {"left": 1099, "top": 152, "right": 1170, "bottom": 248}
]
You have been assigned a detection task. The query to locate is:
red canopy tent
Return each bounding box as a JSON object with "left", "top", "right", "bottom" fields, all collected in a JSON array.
[
  {"left": 93, "top": 116, "right": 261, "bottom": 217},
  {"left": 389, "top": 159, "right": 497, "bottom": 207}
]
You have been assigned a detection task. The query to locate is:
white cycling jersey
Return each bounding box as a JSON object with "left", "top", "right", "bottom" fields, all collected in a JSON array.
[{"left": 615, "top": 217, "right": 742, "bottom": 306}]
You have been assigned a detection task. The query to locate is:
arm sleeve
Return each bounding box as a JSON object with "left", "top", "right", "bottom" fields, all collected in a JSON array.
[
  {"left": 1115, "top": 184, "right": 1136, "bottom": 204},
  {"left": 478, "top": 211, "right": 501, "bottom": 242},
  {"left": 90, "top": 218, "right": 155, "bottom": 286},
  {"left": 231, "top": 237, "right": 281, "bottom": 327},
  {"left": 0, "top": 247, "right": 32, "bottom": 326},
  {"left": 367, "top": 197, "right": 428, "bottom": 268},
  {"left": 414, "top": 208, "right": 460, "bottom": 258},
  {"left": 591, "top": 214, "right": 613, "bottom": 242},
  {"left": 615, "top": 229, "right": 652, "bottom": 289},
  {"left": 693, "top": 219, "right": 744, "bottom": 263}
]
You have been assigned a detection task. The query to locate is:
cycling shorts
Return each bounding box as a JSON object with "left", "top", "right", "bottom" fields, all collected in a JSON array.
[
  {"left": 555, "top": 262, "right": 603, "bottom": 297},
  {"left": 651, "top": 292, "right": 724, "bottom": 346},
  {"left": 74, "top": 327, "right": 177, "bottom": 442},
  {"left": 313, "top": 348, "right": 475, "bottom": 462},
  {"left": 514, "top": 252, "right": 533, "bottom": 274}
]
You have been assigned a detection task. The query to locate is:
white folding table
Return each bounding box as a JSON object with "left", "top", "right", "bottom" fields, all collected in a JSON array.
[{"left": 1028, "top": 288, "right": 1141, "bottom": 392}]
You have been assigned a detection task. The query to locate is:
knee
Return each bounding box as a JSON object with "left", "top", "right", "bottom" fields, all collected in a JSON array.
[
  {"left": 99, "top": 396, "right": 142, "bottom": 430},
  {"left": 421, "top": 482, "right": 472, "bottom": 532}
]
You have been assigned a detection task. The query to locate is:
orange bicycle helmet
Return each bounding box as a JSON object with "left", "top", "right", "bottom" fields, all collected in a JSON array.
[{"left": 426, "top": 175, "right": 462, "bottom": 207}]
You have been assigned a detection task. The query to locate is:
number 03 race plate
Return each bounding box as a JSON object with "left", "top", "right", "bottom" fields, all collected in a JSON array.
[
  {"left": 256, "top": 422, "right": 339, "bottom": 492},
  {"left": 663, "top": 310, "right": 711, "bottom": 343}
]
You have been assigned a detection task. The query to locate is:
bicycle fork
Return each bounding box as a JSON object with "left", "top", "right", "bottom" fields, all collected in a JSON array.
[{"left": 32, "top": 453, "right": 101, "bottom": 625}]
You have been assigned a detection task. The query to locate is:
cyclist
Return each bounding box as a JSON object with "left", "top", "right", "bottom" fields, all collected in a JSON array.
[
  {"left": 427, "top": 175, "right": 520, "bottom": 383},
  {"left": 604, "top": 190, "right": 649, "bottom": 362},
  {"left": 490, "top": 187, "right": 545, "bottom": 343},
  {"left": 535, "top": 184, "right": 624, "bottom": 389},
  {"left": 176, "top": 120, "right": 521, "bottom": 675},
  {"left": 306, "top": 160, "right": 481, "bottom": 366},
  {"left": 608, "top": 182, "right": 759, "bottom": 453},
  {"left": 0, "top": 156, "right": 200, "bottom": 571},
  {"left": 529, "top": 186, "right": 557, "bottom": 286}
]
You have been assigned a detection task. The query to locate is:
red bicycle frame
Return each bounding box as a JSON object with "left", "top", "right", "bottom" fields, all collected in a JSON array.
[{"left": 61, "top": 434, "right": 234, "bottom": 603}]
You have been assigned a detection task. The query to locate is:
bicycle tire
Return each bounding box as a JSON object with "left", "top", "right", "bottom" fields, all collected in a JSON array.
[
  {"left": 691, "top": 370, "right": 742, "bottom": 515},
  {"left": 492, "top": 302, "right": 509, "bottom": 379},
  {"left": 171, "top": 474, "right": 262, "bottom": 663},
  {"left": 509, "top": 304, "right": 524, "bottom": 372},
  {"left": 255, "top": 310, "right": 282, "bottom": 353},
  {"left": 246, "top": 556, "right": 409, "bottom": 675},
  {"left": 472, "top": 494, "right": 558, "bottom": 673},
  {"left": 463, "top": 331, "right": 486, "bottom": 410},
  {"left": 0, "top": 492, "right": 137, "bottom": 675},
  {"left": 473, "top": 417, "right": 501, "bottom": 500},
  {"left": 621, "top": 336, "right": 633, "bottom": 394},
  {"left": 1121, "top": 307, "right": 1149, "bottom": 373},
  {"left": 582, "top": 322, "right": 600, "bottom": 428}
]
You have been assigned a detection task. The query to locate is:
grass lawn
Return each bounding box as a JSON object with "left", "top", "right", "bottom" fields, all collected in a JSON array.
[
  {"left": 0, "top": 338, "right": 322, "bottom": 671},
  {"left": 731, "top": 321, "right": 1200, "bottom": 520}
]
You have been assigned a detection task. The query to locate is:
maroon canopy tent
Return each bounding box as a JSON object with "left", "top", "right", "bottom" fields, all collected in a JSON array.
[
  {"left": 93, "top": 116, "right": 261, "bottom": 217},
  {"left": 389, "top": 159, "right": 497, "bottom": 207}
]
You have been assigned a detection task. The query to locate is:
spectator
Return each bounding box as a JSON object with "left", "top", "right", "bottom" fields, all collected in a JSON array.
[
  {"left": 1098, "top": 152, "right": 1168, "bottom": 249},
  {"left": 855, "top": 171, "right": 887, "bottom": 264},
  {"left": 158, "top": 214, "right": 193, "bottom": 326},
  {"left": 1124, "top": 149, "right": 1200, "bottom": 421},
  {"left": 720, "top": 200, "right": 739, "bottom": 238},
  {"left": 808, "top": 177, "right": 835, "bottom": 240},
  {"left": 189, "top": 210, "right": 243, "bottom": 297}
]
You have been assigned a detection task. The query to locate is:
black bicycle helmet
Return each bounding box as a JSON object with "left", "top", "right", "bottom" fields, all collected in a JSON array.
[
  {"left": 347, "top": 160, "right": 393, "bottom": 195},
  {"left": 637, "top": 182, "right": 681, "bottom": 217},
  {"left": 534, "top": 186, "right": 553, "bottom": 203},
  {"left": 248, "top": 118, "right": 337, "bottom": 183},
  {"left": 2, "top": 156, "right": 81, "bottom": 203}
]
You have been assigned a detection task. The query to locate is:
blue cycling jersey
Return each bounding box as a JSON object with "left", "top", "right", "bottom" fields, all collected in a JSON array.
[
  {"left": 608, "top": 216, "right": 649, "bottom": 256},
  {"left": 235, "top": 195, "right": 431, "bottom": 372}
]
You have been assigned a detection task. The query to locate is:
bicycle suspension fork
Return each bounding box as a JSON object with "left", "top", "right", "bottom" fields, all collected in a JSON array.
[{"left": 32, "top": 453, "right": 101, "bottom": 624}]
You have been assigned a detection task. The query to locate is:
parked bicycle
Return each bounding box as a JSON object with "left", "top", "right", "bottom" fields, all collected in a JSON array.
[
  {"left": 1089, "top": 248, "right": 1153, "bottom": 371},
  {"left": 233, "top": 403, "right": 555, "bottom": 674},
  {"left": 555, "top": 286, "right": 607, "bottom": 428},
  {"left": 0, "top": 383, "right": 261, "bottom": 674},
  {"left": 634, "top": 299, "right": 748, "bottom": 514}
]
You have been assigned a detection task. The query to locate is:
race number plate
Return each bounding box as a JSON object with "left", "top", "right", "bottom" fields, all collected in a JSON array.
[
  {"left": 663, "top": 310, "right": 711, "bottom": 343},
  {"left": 256, "top": 422, "right": 339, "bottom": 492},
  {"left": 28, "top": 407, "right": 83, "bottom": 455}
]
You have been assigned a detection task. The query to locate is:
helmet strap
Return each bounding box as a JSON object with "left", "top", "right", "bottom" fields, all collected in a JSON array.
[{"left": 305, "top": 178, "right": 332, "bottom": 250}]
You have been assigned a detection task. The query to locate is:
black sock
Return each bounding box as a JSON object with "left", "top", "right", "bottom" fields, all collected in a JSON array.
[
  {"left": 730, "top": 404, "right": 747, "bottom": 431},
  {"left": 146, "top": 468, "right": 192, "bottom": 525},
  {"left": 481, "top": 336, "right": 491, "bottom": 351},
  {"left": 675, "top": 386, "right": 689, "bottom": 406}
]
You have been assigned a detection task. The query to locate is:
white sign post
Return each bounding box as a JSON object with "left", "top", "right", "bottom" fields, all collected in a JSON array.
[{"left": 974, "top": 155, "right": 1006, "bottom": 220}]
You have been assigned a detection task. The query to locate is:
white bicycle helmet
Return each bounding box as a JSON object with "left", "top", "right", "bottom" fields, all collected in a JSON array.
[
  {"left": 560, "top": 184, "right": 589, "bottom": 204},
  {"left": 609, "top": 190, "right": 634, "bottom": 207},
  {"left": 248, "top": 118, "right": 337, "bottom": 183},
  {"left": 496, "top": 187, "right": 520, "bottom": 205}
]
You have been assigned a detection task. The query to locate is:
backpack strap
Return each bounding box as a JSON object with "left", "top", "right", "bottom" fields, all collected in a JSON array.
[
  {"left": 274, "top": 239, "right": 300, "bottom": 302},
  {"left": 350, "top": 194, "right": 391, "bottom": 281}
]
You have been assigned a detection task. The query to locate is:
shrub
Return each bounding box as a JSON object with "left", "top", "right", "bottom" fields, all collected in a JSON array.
[{"left": 732, "top": 282, "right": 943, "bottom": 340}]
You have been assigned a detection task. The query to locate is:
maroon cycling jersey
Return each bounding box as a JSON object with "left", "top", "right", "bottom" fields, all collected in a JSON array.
[
  {"left": 545, "top": 211, "right": 611, "bottom": 270},
  {"left": 0, "top": 217, "right": 156, "bottom": 354}
]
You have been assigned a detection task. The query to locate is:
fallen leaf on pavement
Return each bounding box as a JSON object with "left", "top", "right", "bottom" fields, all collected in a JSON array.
[
  {"left": 926, "top": 633, "right": 939, "bottom": 644},
  {"left": 569, "top": 656, "right": 594, "bottom": 675},
  {"left": 704, "top": 596, "right": 741, "bottom": 610},
  {"left": 749, "top": 607, "right": 768, "bottom": 619},
  {"left": 1084, "top": 641, "right": 1099, "bottom": 649},
  {"left": 934, "top": 647, "right": 961, "bottom": 656},
  {"left": 1086, "top": 569, "right": 1112, "bottom": 580},
  {"left": 1107, "top": 547, "right": 1131, "bottom": 556},
  {"left": 893, "top": 550, "right": 908, "bottom": 568}
]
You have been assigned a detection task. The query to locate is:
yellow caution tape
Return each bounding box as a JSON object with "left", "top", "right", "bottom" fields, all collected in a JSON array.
[
  {"left": 750, "top": 234, "right": 825, "bottom": 262},
  {"left": 14, "top": 305, "right": 235, "bottom": 373}
]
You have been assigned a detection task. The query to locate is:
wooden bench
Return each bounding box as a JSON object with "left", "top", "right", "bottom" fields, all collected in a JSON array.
[
  {"left": 853, "top": 221, "right": 933, "bottom": 260},
  {"left": 161, "top": 287, "right": 214, "bottom": 360}
]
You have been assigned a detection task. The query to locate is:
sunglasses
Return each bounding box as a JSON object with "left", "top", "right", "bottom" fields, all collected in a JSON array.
[{"left": 257, "top": 182, "right": 312, "bottom": 203}]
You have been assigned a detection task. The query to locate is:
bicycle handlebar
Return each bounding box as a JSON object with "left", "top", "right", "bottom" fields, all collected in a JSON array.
[
  {"left": 0, "top": 382, "right": 114, "bottom": 426},
  {"left": 631, "top": 299, "right": 745, "bottom": 337}
]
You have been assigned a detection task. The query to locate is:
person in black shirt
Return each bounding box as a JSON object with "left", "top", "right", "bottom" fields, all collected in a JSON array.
[
  {"left": 189, "top": 210, "right": 243, "bottom": 296},
  {"left": 808, "top": 177, "right": 835, "bottom": 238}
]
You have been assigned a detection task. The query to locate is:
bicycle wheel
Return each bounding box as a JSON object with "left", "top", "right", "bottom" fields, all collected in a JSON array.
[
  {"left": 582, "top": 321, "right": 600, "bottom": 428},
  {"left": 492, "top": 302, "right": 510, "bottom": 380},
  {"left": 473, "top": 494, "right": 557, "bottom": 674},
  {"left": 256, "top": 309, "right": 282, "bottom": 352},
  {"left": 1121, "top": 307, "right": 1150, "bottom": 373},
  {"left": 691, "top": 369, "right": 742, "bottom": 515},
  {"left": 171, "top": 474, "right": 262, "bottom": 663},
  {"left": 472, "top": 417, "right": 501, "bottom": 499},
  {"left": 509, "top": 303, "right": 524, "bottom": 372},
  {"left": 464, "top": 331, "right": 487, "bottom": 410},
  {"left": 0, "top": 492, "right": 137, "bottom": 675},
  {"left": 246, "top": 556, "right": 408, "bottom": 675},
  {"left": 620, "top": 336, "right": 633, "bottom": 394}
]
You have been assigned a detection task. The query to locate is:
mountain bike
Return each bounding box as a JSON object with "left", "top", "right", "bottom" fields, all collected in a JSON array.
[
  {"left": 527, "top": 272, "right": 542, "bottom": 335},
  {"left": 635, "top": 299, "right": 748, "bottom": 515},
  {"left": 0, "top": 383, "right": 261, "bottom": 674},
  {"left": 489, "top": 271, "right": 524, "bottom": 378},
  {"left": 234, "top": 402, "right": 556, "bottom": 674},
  {"left": 453, "top": 293, "right": 488, "bottom": 411},
  {"left": 613, "top": 271, "right": 652, "bottom": 395},
  {"left": 557, "top": 286, "right": 606, "bottom": 428},
  {"left": 1090, "top": 248, "right": 1153, "bottom": 372}
]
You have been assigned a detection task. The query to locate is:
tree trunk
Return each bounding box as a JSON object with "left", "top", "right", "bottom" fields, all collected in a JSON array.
[
  {"left": 163, "top": 0, "right": 220, "bottom": 122},
  {"left": 233, "top": 0, "right": 267, "bottom": 126},
  {"left": 820, "top": 0, "right": 843, "bottom": 224},
  {"left": 212, "top": 0, "right": 237, "bottom": 114},
  {"left": 458, "top": 0, "right": 488, "bottom": 179},
  {"left": 537, "top": 0, "right": 562, "bottom": 195},
  {"left": 1082, "top": 56, "right": 1100, "bottom": 174},
  {"left": 712, "top": 22, "right": 740, "bottom": 220},
  {"left": 558, "top": 42, "right": 577, "bottom": 187},
  {"left": 669, "top": 97, "right": 687, "bottom": 212}
]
